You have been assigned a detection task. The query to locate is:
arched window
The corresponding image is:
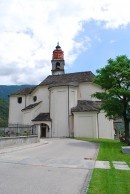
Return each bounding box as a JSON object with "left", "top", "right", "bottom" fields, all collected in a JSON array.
[
  {"left": 56, "top": 62, "right": 60, "bottom": 69},
  {"left": 17, "top": 97, "right": 22, "bottom": 104}
]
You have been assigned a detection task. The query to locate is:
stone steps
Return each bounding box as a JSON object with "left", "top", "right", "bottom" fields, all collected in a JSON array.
[{"left": 95, "top": 160, "right": 130, "bottom": 170}]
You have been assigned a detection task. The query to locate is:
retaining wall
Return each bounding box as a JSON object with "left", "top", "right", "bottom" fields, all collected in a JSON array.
[{"left": 0, "top": 135, "right": 39, "bottom": 149}]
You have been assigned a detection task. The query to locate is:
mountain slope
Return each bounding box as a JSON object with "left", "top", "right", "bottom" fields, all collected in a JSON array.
[
  {"left": 0, "top": 98, "right": 8, "bottom": 127},
  {"left": 0, "top": 85, "right": 34, "bottom": 101}
]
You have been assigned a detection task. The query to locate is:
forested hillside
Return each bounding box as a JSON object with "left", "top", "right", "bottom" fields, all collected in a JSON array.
[
  {"left": 0, "top": 85, "right": 34, "bottom": 101},
  {"left": 0, "top": 98, "right": 8, "bottom": 127}
]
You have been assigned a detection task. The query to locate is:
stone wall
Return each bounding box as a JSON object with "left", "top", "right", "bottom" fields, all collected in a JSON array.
[{"left": 0, "top": 135, "right": 39, "bottom": 149}]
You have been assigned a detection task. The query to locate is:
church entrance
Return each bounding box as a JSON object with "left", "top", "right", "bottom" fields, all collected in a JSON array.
[{"left": 41, "top": 123, "right": 47, "bottom": 138}]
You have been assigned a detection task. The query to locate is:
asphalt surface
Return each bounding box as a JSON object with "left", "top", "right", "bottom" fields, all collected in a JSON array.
[{"left": 0, "top": 138, "right": 99, "bottom": 194}]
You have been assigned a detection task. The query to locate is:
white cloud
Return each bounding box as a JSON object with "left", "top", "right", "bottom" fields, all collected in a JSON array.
[{"left": 0, "top": 0, "right": 130, "bottom": 84}]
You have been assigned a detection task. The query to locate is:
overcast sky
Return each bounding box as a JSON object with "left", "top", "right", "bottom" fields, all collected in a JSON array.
[{"left": 0, "top": 0, "right": 130, "bottom": 85}]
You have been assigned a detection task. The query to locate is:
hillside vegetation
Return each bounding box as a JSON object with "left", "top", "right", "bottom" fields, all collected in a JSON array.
[
  {"left": 0, "top": 85, "right": 34, "bottom": 101},
  {"left": 0, "top": 98, "right": 8, "bottom": 127}
]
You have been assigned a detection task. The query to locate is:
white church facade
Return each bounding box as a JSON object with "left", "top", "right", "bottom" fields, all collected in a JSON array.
[{"left": 8, "top": 44, "right": 114, "bottom": 139}]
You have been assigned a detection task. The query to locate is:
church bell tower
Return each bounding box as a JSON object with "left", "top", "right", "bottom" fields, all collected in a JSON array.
[{"left": 51, "top": 43, "right": 65, "bottom": 75}]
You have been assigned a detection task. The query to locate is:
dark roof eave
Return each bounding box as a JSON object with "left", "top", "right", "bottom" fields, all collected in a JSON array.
[
  {"left": 10, "top": 86, "right": 36, "bottom": 96},
  {"left": 71, "top": 100, "right": 101, "bottom": 113},
  {"left": 71, "top": 109, "right": 99, "bottom": 113},
  {"left": 48, "top": 82, "right": 79, "bottom": 89},
  {"left": 32, "top": 113, "right": 51, "bottom": 122},
  {"left": 21, "top": 101, "right": 42, "bottom": 111},
  {"left": 32, "top": 119, "right": 52, "bottom": 122}
]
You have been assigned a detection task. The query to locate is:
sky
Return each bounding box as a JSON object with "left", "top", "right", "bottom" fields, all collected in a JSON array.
[{"left": 0, "top": 0, "right": 130, "bottom": 85}]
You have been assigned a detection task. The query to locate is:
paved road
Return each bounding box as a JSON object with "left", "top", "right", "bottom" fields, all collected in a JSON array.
[{"left": 0, "top": 138, "right": 99, "bottom": 194}]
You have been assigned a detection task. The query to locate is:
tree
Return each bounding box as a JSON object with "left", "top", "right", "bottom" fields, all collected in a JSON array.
[
  {"left": 92, "top": 55, "right": 130, "bottom": 143},
  {"left": 0, "top": 98, "right": 9, "bottom": 127}
]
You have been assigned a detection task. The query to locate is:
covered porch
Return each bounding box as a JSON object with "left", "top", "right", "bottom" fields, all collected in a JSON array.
[{"left": 32, "top": 113, "right": 52, "bottom": 138}]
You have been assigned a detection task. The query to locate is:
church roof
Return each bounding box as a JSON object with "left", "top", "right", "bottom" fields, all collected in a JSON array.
[
  {"left": 39, "top": 71, "right": 95, "bottom": 86},
  {"left": 10, "top": 87, "right": 35, "bottom": 96},
  {"left": 21, "top": 101, "right": 42, "bottom": 111},
  {"left": 32, "top": 113, "right": 51, "bottom": 121},
  {"left": 71, "top": 100, "right": 101, "bottom": 112},
  {"left": 10, "top": 71, "right": 95, "bottom": 95}
]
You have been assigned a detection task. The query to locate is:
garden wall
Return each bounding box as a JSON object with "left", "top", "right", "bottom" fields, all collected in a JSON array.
[{"left": 0, "top": 135, "right": 39, "bottom": 149}]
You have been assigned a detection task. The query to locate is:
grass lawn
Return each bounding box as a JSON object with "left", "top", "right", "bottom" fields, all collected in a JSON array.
[
  {"left": 78, "top": 138, "right": 130, "bottom": 194},
  {"left": 87, "top": 169, "right": 130, "bottom": 194}
]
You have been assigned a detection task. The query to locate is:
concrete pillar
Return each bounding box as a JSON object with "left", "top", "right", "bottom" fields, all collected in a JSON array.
[{"left": 37, "top": 124, "right": 41, "bottom": 142}]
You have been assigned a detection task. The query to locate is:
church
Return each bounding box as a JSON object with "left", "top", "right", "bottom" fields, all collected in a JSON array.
[{"left": 8, "top": 43, "right": 114, "bottom": 139}]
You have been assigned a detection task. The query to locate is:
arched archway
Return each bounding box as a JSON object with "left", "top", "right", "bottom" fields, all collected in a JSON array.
[
  {"left": 40, "top": 123, "right": 49, "bottom": 138},
  {"left": 56, "top": 62, "right": 60, "bottom": 69}
]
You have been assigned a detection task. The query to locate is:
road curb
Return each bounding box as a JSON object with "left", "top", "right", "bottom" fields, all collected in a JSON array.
[
  {"left": 81, "top": 142, "right": 100, "bottom": 194},
  {"left": 0, "top": 140, "right": 49, "bottom": 154}
]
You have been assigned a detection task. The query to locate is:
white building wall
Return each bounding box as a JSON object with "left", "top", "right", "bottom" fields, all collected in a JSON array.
[
  {"left": 78, "top": 82, "right": 103, "bottom": 101},
  {"left": 25, "top": 95, "right": 31, "bottom": 107},
  {"left": 50, "top": 86, "right": 69, "bottom": 137},
  {"left": 50, "top": 86, "right": 78, "bottom": 137},
  {"left": 26, "top": 86, "right": 49, "bottom": 112},
  {"left": 74, "top": 111, "right": 114, "bottom": 139},
  {"left": 8, "top": 86, "right": 49, "bottom": 126},
  {"left": 98, "top": 111, "right": 114, "bottom": 139},
  {"left": 68, "top": 87, "right": 77, "bottom": 136},
  {"left": 8, "top": 95, "right": 26, "bottom": 125},
  {"left": 22, "top": 111, "right": 32, "bottom": 125},
  {"left": 73, "top": 112, "right": 98, "bottom": 138},
  {"left": 73, "top": 111, "right": 114, "bottom": 139},
  {"left": 22, "top": 103, "right": 42, "bottom": 125},
  {"left": 69, "top": 87, "right": 77, "bottom": 114}
]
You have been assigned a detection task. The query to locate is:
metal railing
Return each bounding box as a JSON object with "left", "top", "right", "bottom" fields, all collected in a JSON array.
[{"left": 0, "top": 124, "right": 38, "bottom": 137}]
